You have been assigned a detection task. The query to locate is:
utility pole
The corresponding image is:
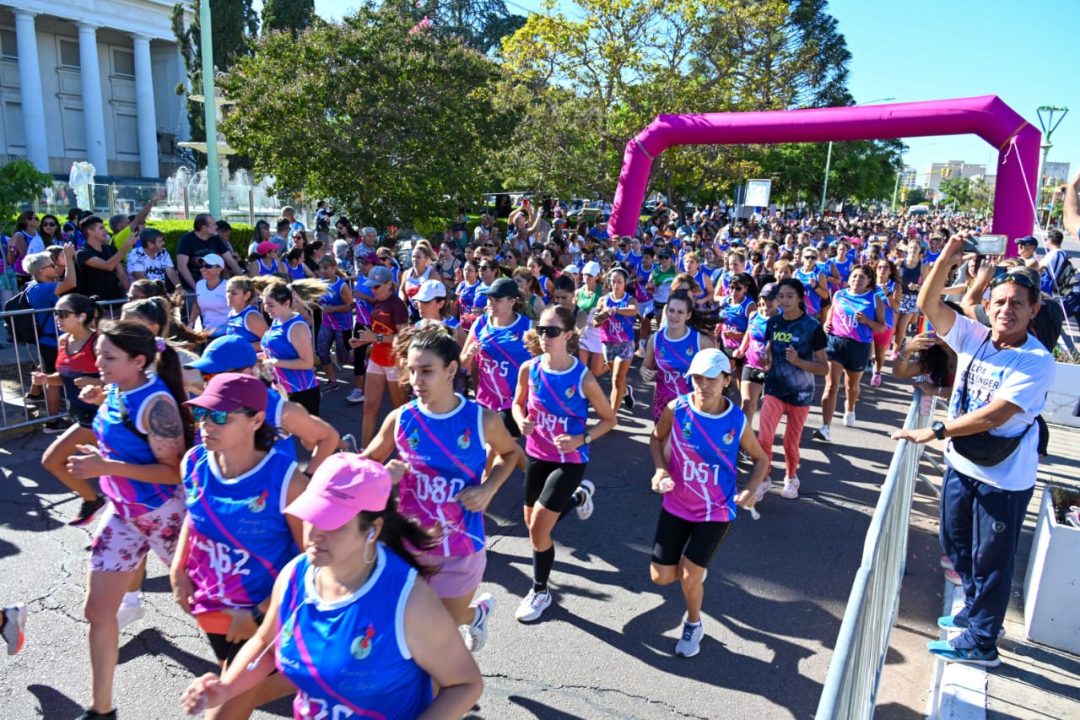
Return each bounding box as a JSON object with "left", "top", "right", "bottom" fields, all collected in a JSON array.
[
  {"left": 891, "top": 170, "right": 902, "bottom": 212},
  {"left": 1035, "top": 105, "right": 1068, "bottom": 228},
  {"left": 819, "top": 97, "right": 895, "bottom": 216},
  {"left": 200, "top": 0, "right": 220, "bottom": 218}
]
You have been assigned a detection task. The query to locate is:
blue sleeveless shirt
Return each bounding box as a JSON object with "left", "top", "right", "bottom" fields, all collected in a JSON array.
[
  {"left": 261, "top": 314, "right": 317, "bottom": 394},
  {"left": 225, "top": 306, "right": 262, "bottom": 344}
]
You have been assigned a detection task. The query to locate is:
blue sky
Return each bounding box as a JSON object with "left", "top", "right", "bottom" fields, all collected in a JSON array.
[{"left": 279, "top": 0, "right": 1080, "bottom": 182}]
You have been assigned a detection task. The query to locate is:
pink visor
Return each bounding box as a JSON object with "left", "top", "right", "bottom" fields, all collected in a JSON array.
[{"left": 284, "top": 454, "right": 392, "bottom": 530}]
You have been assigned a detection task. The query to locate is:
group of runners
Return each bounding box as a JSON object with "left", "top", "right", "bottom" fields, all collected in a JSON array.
[{"left": 3, "top": 201, "right": 1065, "bottom": 720}]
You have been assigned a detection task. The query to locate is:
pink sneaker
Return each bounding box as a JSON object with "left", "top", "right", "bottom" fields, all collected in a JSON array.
[
  {"left": 944, "top": 568, "right": 962, "bottom": 586},
  {"left": 753, "top": 479, "right": 772, "bottom": 503},
  {"left": 870, "top": 372, "right": 882, "bottom": 387},
  {"left": 780, "top": 476, "right": 800, "bottom": 499}
]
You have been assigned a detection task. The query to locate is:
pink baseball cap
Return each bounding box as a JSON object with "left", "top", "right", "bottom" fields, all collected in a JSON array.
[{"left": 284, "top": 454, "right": 392, "bottom": 530}]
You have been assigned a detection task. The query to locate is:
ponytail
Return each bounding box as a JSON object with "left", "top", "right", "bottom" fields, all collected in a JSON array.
[
  {"left": 359, "top": 489, "right": 437, "bottom": 577},
  {"left": 254, "top": 276, "right": 327, "bottom": 307}
]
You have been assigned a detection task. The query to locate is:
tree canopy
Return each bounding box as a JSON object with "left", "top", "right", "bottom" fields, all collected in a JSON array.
[
  {"left": 261, "top": 0, "right": 315, "bottom": 35},
  {"left": 219, "top": 7, "right": 513, "bottom": 224}
]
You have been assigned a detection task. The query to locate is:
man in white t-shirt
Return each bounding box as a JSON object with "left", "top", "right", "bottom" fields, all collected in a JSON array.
[
  {"left": 126, "top": 228, "right": 179, "bottom": 289},
  {"left": 894, "top": 232, "right": 1054, "bottom": 668}
]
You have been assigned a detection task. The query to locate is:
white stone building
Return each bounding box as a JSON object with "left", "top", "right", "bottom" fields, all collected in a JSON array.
[{"left": 0, "top": 0, "right": 192, "bottom": 180}]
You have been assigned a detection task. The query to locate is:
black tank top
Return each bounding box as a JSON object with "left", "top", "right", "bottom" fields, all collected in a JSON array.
[{"left": 900, "top": 263, "right": 921, "bottom": 292}]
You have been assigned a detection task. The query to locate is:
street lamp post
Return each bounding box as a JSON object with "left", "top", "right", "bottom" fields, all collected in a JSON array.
[
  {"left": 819, "top": 97, "right": 895, "bottom": 215},
  {"left": 200, "top": 0, "right": 220, "bottom": 219},
  {"left": 1035, "top": 105, "right": 1068, "bottom": 228}
]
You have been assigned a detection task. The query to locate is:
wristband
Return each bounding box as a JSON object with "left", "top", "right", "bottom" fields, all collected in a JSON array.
[{"left": 251, "top": 607, "right": 266, "bottom": 625}]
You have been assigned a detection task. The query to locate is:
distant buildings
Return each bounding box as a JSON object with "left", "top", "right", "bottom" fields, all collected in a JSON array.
[
  {"left": 924, "top": 161, "right": 989, "bottom": 194},
  {"left": 1043, "top": 161, "right": 1072, "bottom": 186}
]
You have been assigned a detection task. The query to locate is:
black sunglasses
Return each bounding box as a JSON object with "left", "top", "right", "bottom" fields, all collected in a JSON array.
[
  {"left": 990, "top": 272, "right": 1037, "bottom": 291},
  {"left": 535, "top": 325, "right": 565, "bottom": 338}
]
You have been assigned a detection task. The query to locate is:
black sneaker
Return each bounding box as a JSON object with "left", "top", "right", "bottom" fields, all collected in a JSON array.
[
  {"left": 42, "top": 419, "right": 68, "bottom": 434},
  {"left": 623, "top": 385, "right": 636, "bottom": 410},
  {"left": 75, "top": 710, "right": 117, "bottom": 720},
  {"left": 69, "top": 496, "right": 106, "bottom": 527}
]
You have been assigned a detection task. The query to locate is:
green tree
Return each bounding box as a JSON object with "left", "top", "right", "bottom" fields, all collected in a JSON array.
[
  {"left": 903, "top": 186, "right": 928, "bottom": 206},
  {"left": 939, "top": 176, "right": 973, "bottom": 209},
  {"left": 171, "top": 1, "right": 259, "bottom": 143},
  {"left": 219, "top": 7, "right": 512, "bottom": 225},
  {"left": 0, "top": 161, "right": 54, "bottom": 234},
  {"left": 261, "top": 0, "right": 315, "bottom": 35},
  {"left": 385, "top": 0, "right": 526, "bottom": 53}
]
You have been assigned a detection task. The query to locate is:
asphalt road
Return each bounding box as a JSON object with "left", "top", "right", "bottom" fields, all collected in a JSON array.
[{"left": 0, "top": 368, "right": 929, "bottom": 720}]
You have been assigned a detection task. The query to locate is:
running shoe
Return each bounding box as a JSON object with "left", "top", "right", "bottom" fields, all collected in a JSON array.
[
  {"left": 870, "top": 372, "right": 882, "bottom": 387},
  {"left": 944, "top": 568, "right": 962, "bottom": 586},
  {"left": 341, "top": 433, "right": 359, "bottom": 454},
  {"left": 464, "top": 593, "right": 495, "bottom": 652},
  {"left": 575, "top": 480, "right": 595, "bottom": 521},
  {"left": 753, "top": 478, "right": 772, "bottom": 503},
  {"left": 813, "top": 425, "right": 832, "bottom": 442},
  {"left": 937, "top": 615, "right": 1006, "bottom": 638},
  {"left": 843, "top": 411, "right": 856, "bottom": 428},
  {"left": 886, "top": 349, "right": 897, "bottom": 362},
  {"left": 674, "top": 620, "right": 704, "bottom": 658},
  {"left": 940, "top": 554, "right": 954, "bottom": 570},
  {"left": 780, "top": 476, "right": 800, "bottom": 499},
  {"left": 320, "top": 382, "right": 339, "bottom": 395},
  {"left": 927, "top": 639, "right": 1000, "bottom": 667},
  {"left": 68, "top": 496, "right": 106, "bottom": 527},
  {"left": 623, "top": 385, "right": 636, "bottom": 411},
  {"left": 75, "top": 710, "right": 117, "bottom": 720},
  {"left": 345, "top": 389, "right": 365, "bottom": 404},
  {"left": 2, "top": 604, "right": 26, "bottom": 655},
  {"left": 514, "top": 589, "right": 552, "bottom": 623},
  {"left": 117, "top": 595, "right": 145, "bottom": 630},
  {"left": 42, "top": 419, "right": 68, "bottom": 434}
]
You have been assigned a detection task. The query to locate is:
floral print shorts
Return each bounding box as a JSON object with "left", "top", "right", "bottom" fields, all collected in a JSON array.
[{"left": 90, "top": 495, "right": 186, "bottom": 574}]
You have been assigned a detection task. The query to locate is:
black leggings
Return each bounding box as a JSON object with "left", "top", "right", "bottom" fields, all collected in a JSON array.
[
  {"left": 524, "top": 457, "right": 588, "bottom": 512},
  {"left": 289, "top": 386, "right": 320, "bottom": 416}
]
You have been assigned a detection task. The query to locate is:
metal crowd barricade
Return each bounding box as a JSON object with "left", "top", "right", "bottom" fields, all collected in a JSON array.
[
  {"left": 1, "top": 296, "right": 135, "bottom": 433},
  {"left": 815, "top": 387, "right": 939, "bottom": 720}
]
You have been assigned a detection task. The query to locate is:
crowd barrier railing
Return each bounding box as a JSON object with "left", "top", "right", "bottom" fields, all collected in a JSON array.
[
  {"left": 815, "top": 387, "right": 938, "bottom": 720},
  {"left": 0, "top": 292, "right": 197, "bottom": 434}
]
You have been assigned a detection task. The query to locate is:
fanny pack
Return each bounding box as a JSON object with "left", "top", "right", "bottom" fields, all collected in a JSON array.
[{"left": 950, "top": 336, "right": 1031, "bottom": 467}]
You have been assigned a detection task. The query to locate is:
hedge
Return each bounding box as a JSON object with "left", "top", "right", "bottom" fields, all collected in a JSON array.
[{"left": 145, "top": 219, "right": 254, "bottom": 260}]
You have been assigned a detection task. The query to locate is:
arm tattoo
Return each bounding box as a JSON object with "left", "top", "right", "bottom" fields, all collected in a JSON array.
[{"left": 148, "top": 398, "right": 183, "bottom": 440}]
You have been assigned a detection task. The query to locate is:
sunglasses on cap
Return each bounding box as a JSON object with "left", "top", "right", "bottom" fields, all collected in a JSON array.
[
  {"left": 192, "top": 406, "right": 252, "bottom": 425},
  {"left": 990, "top": 272, "right": 1037, "bottom": 291},
  {"left": 197, "top": 260, "right": 219, "bottom": 269},
  {"left": 535, "top": 325, "right": 565, "bottom": 338}
]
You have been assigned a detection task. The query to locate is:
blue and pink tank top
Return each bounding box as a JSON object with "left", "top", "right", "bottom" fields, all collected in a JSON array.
[
  {"left": 744, "top": 311, "right": 769, "bottom": 370},
  {"left": 830, "top": 288, "right": 876, "bottom": 344},
  {"left": 261, "top": 313, "right": 317, "bottom": 394},
  {"left": 286, "top": 262, "right": 307, "bottom": 280},
  {"left": 472, "top": 313, "right": 531, "bottom": 411},
  {"left": 652, "top": 327, "right": 701, "bottom": 422},
  {"left": 181, "top": 445, "right": 298, "bottom": 615},
  {"left": 395, "top": 395, "right": 487, "bottom": 557},
  {"left": 719, "top": 295, "right": 754, "bottom": 351},
  {"left": 93, "top": 376, "right": 182, "bottom": 519},
  {"left": 664, "top": 394, "right": 745, "bottom": 523},
  {"left": 598, "top": 293, "right": 634, "bottom": 344},
  {"left": 276, "top": 550, "right": 432, "bottom": 720},
  {"left": 794, "top": 268, "right": 824, "bottom": 316},
  {"left": 319, "top": 277, "right": 352, "bottom": 331},
  {"left": 256, "top": 258, "right": 281, "bottom": 277},
  {"left": 525, "top": 358, "right": 590, "bottom": 464},
  {"left": 456, "top": 280, "right": 483, "bottom": 329},
  {"left": 876, "top": 280, "right": 896, "bottom": 328},
  {"left": 225, "top": 306, "right": 262, "bottom": 345}
]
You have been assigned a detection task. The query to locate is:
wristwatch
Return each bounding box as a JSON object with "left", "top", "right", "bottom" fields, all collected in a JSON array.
[
  {"left": 376, "top": 333, "right": 384, "bottom": 343},
  {"left": 932, "top": 421, "right": 947, "bottom": 440},
  {"left": 582, "top": 432, "right": 592, "bottom": 446}
]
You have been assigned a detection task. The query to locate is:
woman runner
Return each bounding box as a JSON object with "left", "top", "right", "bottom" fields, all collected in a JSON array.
[
  {"left": 67, "top": 321, "right": 192, "bottom": 720},
  {"left": 648, "top": 348, "right": 769, "bottom": 658},
  {"left": 257, "top": 278, "right": 327, "bottom": 417},
  {"left": 732, "top": 283, "right": 779, "bottom": 430},
  {"left": 223, "top": 277, "right": 269, "bottom": 349},
  {"left": 870, "top": 258, "right": 901, "bottom": 386},
  {"left": 641, "top": 291, "right": 715, "bottom": 423},
  {"left": 315, "top": 255, "right": 353, "bottom": 389},
  {"left": 593, "top": 267, "right": 639, "bottom": 412},
  {"left": 179, "top": 455, "right": 484, "bottom": 719},
  {"left": 575, "top": 261, "right": 606, "bottom": 378},
  {"left": 511, "top": 306, "right": 617, "bottom": 622},
  {"left": 792, "top": 247, "right": 829, "bottom": 318},
  {"left": 756, "top": 279, "right": 828, "bottom": 500},
  {"left": 365, "top": 324, "right": 523, "bottom": 651},
  {"left": 171, "top": 374, "right": 306, "bottom": 719}
]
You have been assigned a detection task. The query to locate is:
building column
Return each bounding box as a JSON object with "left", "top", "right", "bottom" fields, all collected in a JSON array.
[
  {"left": 132, "top": 35, "right": 159, "bottom": 178},
  {"left": 76, "top": 22, "right": 109, "bottom": 175},
  {"left": 13, "top": 10, "right": 49, "bottom": 171}
]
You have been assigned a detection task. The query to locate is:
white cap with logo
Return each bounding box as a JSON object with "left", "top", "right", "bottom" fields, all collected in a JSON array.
[{"left": 685, "top": 348, "right": 732, "bottom": 378}]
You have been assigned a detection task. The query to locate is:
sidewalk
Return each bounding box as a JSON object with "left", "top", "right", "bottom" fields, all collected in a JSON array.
[{"left": 904, "top": 418, "right": 1080, "bottom": 719}]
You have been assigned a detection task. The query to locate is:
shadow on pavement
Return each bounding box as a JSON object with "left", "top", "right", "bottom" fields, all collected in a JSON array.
[{"left": 27, "top": 683, "right": 83, "bottom": 718}]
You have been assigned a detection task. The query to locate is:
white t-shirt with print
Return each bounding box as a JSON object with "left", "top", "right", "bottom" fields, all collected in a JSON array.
[
  {"left": 126, "top": 246, "right": 175, "bottom": 283},
  {"left": 942, "top": 314, "right": 1054, "bottom": 491}
]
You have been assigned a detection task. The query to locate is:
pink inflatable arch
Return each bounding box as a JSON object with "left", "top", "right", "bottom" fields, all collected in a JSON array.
[{"left": 608, "top": 95, "right": 1039, "bottom": 254}]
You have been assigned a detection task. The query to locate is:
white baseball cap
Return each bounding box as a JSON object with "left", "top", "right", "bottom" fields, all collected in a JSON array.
[
  {"left": 414, "top": 279, "right": 447, "bottom": 302},
  {"left": 200, "top": 253, "right": 224, "bottom": 268},
  {"left": 685, "top": 348, "right": 732, "bottom": 378},
  {"left": 581, "top": 260, "right": 602, "bottom": 277},
  {"left": 564, "top": 264, "right": 581, "bottom": 274}
]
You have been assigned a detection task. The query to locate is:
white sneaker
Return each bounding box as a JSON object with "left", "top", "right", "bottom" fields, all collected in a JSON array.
[
  {"left": 345, "top": 389, "right": 365, "bottom": 404},
  {"left": 753, "top": 478, "right": 773, "bottom": 503},
  {"left": 575, "top": 480, "right": 595, "bottom": 520},
  {"left": 843, "top": 411, "right": 856, "bottom": 427},
  {"left": 464, "top": 593, "right": 495, "bottom": 652},
  {"left": 2, "top": 604, "right": 27, "bottom": 655},
  {"left": 117, "top": 596, "right": 145, "bottom": 630},
  {"left": 515, "top": 588, "right": 552, "bottom": 623},
  {"left": 814, "top": 425, "right": 832, "bottom": 442},
  {"left": 780, "top": 476, "right": 800, "bottom": 499},
  {"left": 675, "top": 620, "right": 704, "bottom": 658}
]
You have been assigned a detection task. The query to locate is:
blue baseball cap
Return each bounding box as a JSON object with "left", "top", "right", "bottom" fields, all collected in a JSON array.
[
  {"left": 184, "top": 335, "right": 258, "bottom": 374},
  {"left": 363, "top": 265, "right": 395, "bottom": 287}
]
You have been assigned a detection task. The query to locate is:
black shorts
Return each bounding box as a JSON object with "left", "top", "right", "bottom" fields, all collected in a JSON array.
[
  {"left": 39, "top": 344, "right": 58, "bottom": 374},
  {"left": 651, "top": 507, "right": 731, "bottom": 568},
  {"left": 741, "top": 365, "right": 766, "bottom": 384},
  {"left": 524, "top": 456, "right": 588, "bottom": 511},
  {"left": 206, "top": 632, "right": 246, "bottom": 665},
  {"left": 826, "top": 335, "right": 872, "bottom": 373},
  {"left": 500, "top": 408, "right": 520, "bottom": 438},
  {"left": 289, "top": 386, "right": 321, "bottom": 416}
]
